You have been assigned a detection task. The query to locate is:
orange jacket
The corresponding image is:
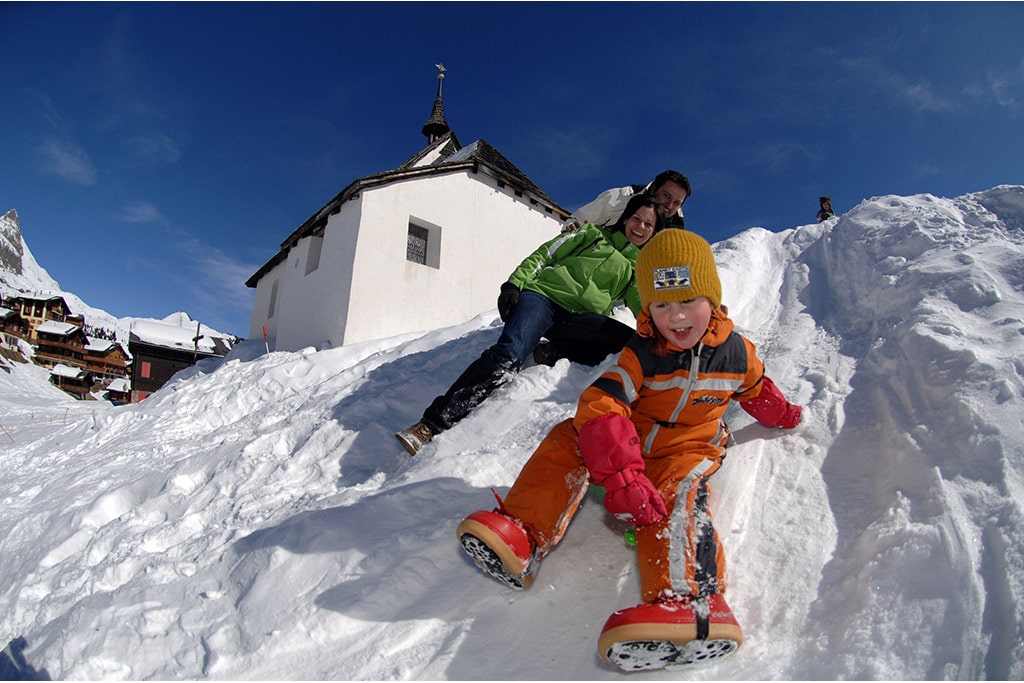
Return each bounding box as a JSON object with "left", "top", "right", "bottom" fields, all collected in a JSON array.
[{"left": 572, "top": 308, "right": 765, "bottom": 461}]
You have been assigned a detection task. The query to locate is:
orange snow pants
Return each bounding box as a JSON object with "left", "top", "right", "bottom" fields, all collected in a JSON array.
[{"left": 502, "top": 418, "right": 728, "bottom": 603}]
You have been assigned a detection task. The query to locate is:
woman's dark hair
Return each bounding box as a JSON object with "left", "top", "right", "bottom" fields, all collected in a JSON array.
[{"left": 610, "top": 194, "right": 666, "bottom": 235}]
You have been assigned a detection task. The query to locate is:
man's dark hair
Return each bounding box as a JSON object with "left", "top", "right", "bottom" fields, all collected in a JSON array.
[
  {"left": 650, "top": 170, "right": 692, "bottom": 203},
  {"left": 610, "top": 194, "right": 667, "bottom": 235}
]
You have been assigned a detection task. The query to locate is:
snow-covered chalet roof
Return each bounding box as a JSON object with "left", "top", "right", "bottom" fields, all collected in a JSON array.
[
  {"left": 36, "top": 320, "right": 79, "bottom": 336},
  {"left": 106, "top": 377, "right": 130, "bottom": 393},
  {"left": 85, "top": 337, "right": 116, "bottom": 353},
  {"left": 50, "top": 363, "right": 87, "bottom": 379},
  {"left": 129, "top": 319, "right": 229, "bottom": 355}
]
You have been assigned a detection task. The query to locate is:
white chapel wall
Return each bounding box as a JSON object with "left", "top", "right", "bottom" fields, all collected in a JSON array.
[
  {"left": 250, "top": 169, "right": 563, "bottom": 351},
  {"left": 248, "top": 265, "right": 280, "bottom": 343},
  {"left": 341, "top": 171, "right": 560, "bottom": 345},
  {"left": 247, "top": 201, "right": 362, "bottom": 351}
]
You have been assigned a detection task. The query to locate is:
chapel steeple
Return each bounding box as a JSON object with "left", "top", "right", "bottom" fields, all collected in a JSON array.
[{"left": 421, "top": 63, "right": 451, "bottom": 143}]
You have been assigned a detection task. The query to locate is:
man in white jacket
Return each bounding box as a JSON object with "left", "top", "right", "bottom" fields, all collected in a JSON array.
[{"left": 567, "top": 169, "right": 690, "bottom": 232}]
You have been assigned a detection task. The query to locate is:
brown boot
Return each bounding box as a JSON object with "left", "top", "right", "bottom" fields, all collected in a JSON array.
[{"left": 395, "top": 421, "right": 435, "bottom": 455}]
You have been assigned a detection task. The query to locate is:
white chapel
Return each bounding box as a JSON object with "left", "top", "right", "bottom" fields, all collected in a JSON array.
[{"left": 246, "top": 69, "right": 569, "bottom": 351}]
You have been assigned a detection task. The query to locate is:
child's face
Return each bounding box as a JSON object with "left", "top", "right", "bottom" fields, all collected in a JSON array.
[{"left": 650, "top": 297, "right": 714, "bottom": 350}]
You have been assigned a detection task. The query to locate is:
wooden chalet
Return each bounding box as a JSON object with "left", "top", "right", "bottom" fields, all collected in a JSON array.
[
  {"left": 104, "top": 377, "right": 132, "bottom": 404},
  {"left": 84, "top": 338, "right": 130, "bottom": 383},
  {"left": 49, "top": 363, "right": 94, "bottom": 400},
  {"left": 128, "top": 320, "right": 231, "bottom": 402},
  {"left": 1, "top": 306, "right": 29, "bottom": 352},
  {"left": 5, "top": 294, "right": 73, "bottom": 341},
  {"left": 34, "top": 320, "right": 88, "bottom": 370}
]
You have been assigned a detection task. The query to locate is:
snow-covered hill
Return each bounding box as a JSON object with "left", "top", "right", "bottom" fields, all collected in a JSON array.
[{"left": 1, "top": 186, "right": 1022, "bottom": 679}]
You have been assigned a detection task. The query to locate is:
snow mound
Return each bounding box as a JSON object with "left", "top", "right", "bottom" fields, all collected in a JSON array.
[{"left": 1, "top": 187, "right": 1022, "bottom": 679}]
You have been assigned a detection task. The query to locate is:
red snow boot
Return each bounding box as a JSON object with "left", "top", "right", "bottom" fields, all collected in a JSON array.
[
  {"left": 597, "top": 593, "right": 743, "bottom": 671},
  {"left": 457, "top": 508, "right": 536, "bottom": 590}
]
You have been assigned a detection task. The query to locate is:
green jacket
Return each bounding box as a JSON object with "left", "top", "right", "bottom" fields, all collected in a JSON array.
[{"left": 507, "top": 223, "right": 643, "bottom": 317}]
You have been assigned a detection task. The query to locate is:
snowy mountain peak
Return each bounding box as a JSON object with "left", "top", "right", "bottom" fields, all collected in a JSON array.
[
  {"left": 161, "top": 311, "right": 199, "bottom": 327},
  {"left": 1, "top": 208, "right": 24, "bottom": 275},
  {"left": 0, "top": 208, "right": 62, "bottom": 296}
]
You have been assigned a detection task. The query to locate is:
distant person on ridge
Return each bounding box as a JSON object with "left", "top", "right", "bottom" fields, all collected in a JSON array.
[
  {"left": 817, "top": 196, "right": 836, "bottom": 222},
  {"left": 454, "top": 228, "right": 803, "bottom": 672},
  {"left": 395, "top": 194, "right": 666, "bottom": 456},
  {"left": 563, "top": 169, "right": 690, "bottom": 232}
]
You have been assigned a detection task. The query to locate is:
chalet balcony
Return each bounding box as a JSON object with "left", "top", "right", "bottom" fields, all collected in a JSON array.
[
  {"left": 34, "top": 342, "right": 85, "bottom": 369},
  {"left": 85, "top": 363, "right": 129, "bottom": 379}
]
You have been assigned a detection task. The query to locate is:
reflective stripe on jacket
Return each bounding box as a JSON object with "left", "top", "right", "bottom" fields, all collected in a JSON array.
[{"left": 572, "top": 310, "right": 765, "bottom": 461}]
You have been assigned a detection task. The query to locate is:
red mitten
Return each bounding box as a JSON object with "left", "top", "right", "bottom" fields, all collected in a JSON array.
[
  {"left": 578, "top": 414, "right": 668, "bottom": 526},
  {"left": 742, "top": 376, "right": 802, "bottom": 429}
]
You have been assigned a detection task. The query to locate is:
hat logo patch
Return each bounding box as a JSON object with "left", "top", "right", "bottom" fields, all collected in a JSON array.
[{"left": 652, "top": 265, "right": 692, "bottom": 292}]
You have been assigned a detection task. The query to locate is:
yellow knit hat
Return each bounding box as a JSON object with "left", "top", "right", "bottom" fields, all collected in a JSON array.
[{"left": 636, "top": 229, "right": 721, "bottom": 311}]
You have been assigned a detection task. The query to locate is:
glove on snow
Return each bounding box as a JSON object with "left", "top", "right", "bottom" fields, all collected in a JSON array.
[
  {"left": 741, "top": 376, "right": 802, "bottom": 429},
  {"left": 497, "top": 282, "right": 521, "bottom": 322},
  {"left": 578, "top": 414, "right": 668, "bottom": 526}
]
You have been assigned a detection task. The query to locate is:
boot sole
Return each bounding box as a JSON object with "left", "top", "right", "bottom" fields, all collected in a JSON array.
[
  {"left": 457, "top": 519, "right": 534, "bottom": 590},
  {"left": 603, "top": 637, "right": 738, "bottom": 671},
  {"left": 599, "top": 614, "right": 742, "bottom": 671}
]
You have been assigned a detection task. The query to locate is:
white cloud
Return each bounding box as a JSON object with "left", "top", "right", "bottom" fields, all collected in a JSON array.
[
  {"left": 986, "top": 68, "right": 1022, "bottom": 114},
  {"left": 37, "top": 138, "right": 98, "bottom": 185},
  {"left": 128, "top": 132, "right": 182, "bottom": 165},
  {"left": 182, "top": 248, "right": 258, "bottom": 328},
  {"left": 899, "top": 81, "right": 954, "bottom": 113},
  {"left": 119, "top": 202, "right": 167, "bottom": 224},
  {"left": 168, "top": 229, "right": 259, "bottom": 315},
  {"left": 842, "top": 57, "right": 955, "bottom": 113}
]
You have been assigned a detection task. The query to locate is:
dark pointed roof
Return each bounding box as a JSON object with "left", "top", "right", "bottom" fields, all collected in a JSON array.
[{"left": 421, "top": 70, "right": 451, "bottom": 143}]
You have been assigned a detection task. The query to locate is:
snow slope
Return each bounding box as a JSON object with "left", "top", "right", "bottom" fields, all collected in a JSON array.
[{"left": 1, "top": 186, "right": 1023, "bottom": 680}]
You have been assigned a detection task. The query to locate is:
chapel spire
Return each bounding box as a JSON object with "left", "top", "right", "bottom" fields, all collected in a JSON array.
[{"left": 421, "top": 63, "right": 451, "bottom": 143}]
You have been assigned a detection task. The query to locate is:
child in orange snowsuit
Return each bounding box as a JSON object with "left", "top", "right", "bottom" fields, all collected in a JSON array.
[{"left": 457, "top": 228, "right": 802, "bottom": 672}]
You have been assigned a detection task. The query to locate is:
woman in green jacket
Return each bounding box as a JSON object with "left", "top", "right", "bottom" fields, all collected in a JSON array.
[{"left": 396, "top": 194, "right": 664, "bottom": 455}]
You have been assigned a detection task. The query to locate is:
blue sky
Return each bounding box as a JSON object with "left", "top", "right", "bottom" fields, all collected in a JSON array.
[{"left": 1, "top": 2, "right": 1021, "bottom": 337}]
